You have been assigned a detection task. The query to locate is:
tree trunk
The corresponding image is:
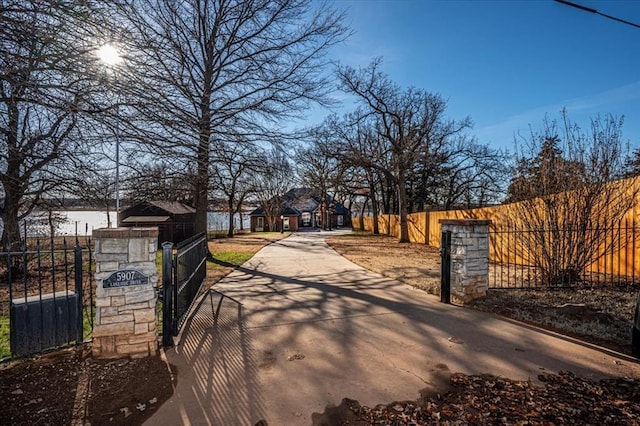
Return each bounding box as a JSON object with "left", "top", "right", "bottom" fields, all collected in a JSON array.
[
  {"left": 359, "top": 197, "right": 368, "bottom": 231},
  {"left": 371, "top": 189, "right": 380, "bottom": 235},
  {"left": 105, "top": 202, "right": 112, "bottom": 228},
  {"left": 48, "top": 209, "right": 56, "bottom": 238},
  {"left": 194, "top": 150, "right": 209, "bottom": 237},
  {"left": 238, "top": 212, "right": 244, "bottom": 231},
  {"left": 1, "top": 187, "right": 23, "bottom": 252},
  {"left": 227, "top": 196, "right": 234, "bottom": 237},
  {"left": 195, "top": 84, "right": 211, "bottom": 237},
  {"left": 397, "top": 167, "right": 410, "bottom": 243}
]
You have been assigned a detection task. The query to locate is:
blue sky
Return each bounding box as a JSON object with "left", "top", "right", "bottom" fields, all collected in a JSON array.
[{"left": 305, "top": 0, "right": 640, "bottom": 152}]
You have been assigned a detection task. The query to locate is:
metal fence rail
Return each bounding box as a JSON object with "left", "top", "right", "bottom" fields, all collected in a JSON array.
[
  {"left": 488, "top": 220, "right": 639, "bottom": 289},
  {"left": 162, "top": 232, "right": 208, "bottom": 346},
  {"left": 0, "top": 237, "right": 94, "bottom": 358}
]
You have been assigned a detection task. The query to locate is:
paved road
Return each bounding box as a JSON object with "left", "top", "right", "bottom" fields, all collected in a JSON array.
[{"left": 147, "top": 230, "right": 640, "bottom": 425}]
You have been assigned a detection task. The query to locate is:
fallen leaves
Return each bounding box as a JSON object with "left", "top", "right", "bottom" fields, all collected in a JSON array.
[
  {"left": 471, "top": 287, "right": 638, "bottom": 354},
  {"left": 0, "top": 347, "right": 174, "bottom": 425},
  {"left": 342, "top": 372, "right": 640, "bottom": 425}
]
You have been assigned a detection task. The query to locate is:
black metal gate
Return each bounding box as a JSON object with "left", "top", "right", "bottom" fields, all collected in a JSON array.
[
  {"left": 161, "top": 232, "right": 208, "bottom": 347},
  {"left": 2, "top": 238, "right": 92, "bottom": 359},
  {"left": 440, "top": 230, "right": 452, "bottom": 304}
]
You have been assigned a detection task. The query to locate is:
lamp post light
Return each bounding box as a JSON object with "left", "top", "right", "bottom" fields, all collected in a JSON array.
[
  {"left": 280, "top": 215, "right": 284, "bottom": 234},
  {"left": 97, "top": 43, "right": 123, "bottom": 228}
]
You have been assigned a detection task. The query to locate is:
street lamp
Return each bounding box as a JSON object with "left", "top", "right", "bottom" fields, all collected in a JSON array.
[
  {"left": 280, "top": 215, "right": 284, "bottom": 234},
  {"left": 97, "top": 43, "right": 123, "bottom": 228}
]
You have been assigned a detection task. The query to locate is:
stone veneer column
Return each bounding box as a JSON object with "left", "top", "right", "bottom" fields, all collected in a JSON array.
[
  {"left": 439, "top": 219, "right": 491, "bottom": 304},
  {"left": 92, "top": 227, "right": 159, "bottom": 358}
]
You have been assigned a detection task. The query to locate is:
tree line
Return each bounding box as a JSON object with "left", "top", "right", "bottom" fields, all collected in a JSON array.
[
  {"left": 2, "top": 0, "right": 638, "bottom": 258},
  {"left": 1, "top": 0, "right": 348, "bottom": 249}
]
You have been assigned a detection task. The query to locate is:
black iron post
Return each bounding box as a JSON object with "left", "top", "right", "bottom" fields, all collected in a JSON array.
[
  {"left": 162, "top": 241, "right": 174, "bottom": 348},
  {"left": 74, "top": 243, "right": 84, "bottom": 343},
  {"left": 440, "top": 230, "right": 452, "bottom": 304},
  {"left": 633, "top": 291, "right": 640, "bottom": 358}
]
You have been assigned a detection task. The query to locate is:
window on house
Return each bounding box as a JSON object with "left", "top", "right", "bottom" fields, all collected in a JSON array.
[{"left": 301, "top": 212, "right": 311, "bottom": 226}]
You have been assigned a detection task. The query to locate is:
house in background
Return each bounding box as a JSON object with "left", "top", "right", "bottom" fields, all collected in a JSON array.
[
  {"left": 249, "top": 188, "right": 351, "bottom": 232},
  {"left": 249, "top": 206, "right": 300, "bottom": 232},
  {"left": 119, "top": 200, "right": 196, "bottom": 243}
]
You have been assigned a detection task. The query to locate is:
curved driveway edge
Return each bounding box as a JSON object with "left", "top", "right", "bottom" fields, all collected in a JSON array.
[{"left": 147, "top": 230, "right": 640, "bottom": 425}]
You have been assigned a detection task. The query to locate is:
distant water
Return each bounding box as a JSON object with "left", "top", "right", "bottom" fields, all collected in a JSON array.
[
  {"left": 207, "top": 211, "right": 250, "bottom": 232},
  {"left": 0, "top": 210, "right": 250, "bottom": 238}
]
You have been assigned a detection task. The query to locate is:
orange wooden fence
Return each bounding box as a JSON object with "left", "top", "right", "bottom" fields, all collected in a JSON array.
[{"left": 358, "top": 177, "right": 640, "bottom": 281}]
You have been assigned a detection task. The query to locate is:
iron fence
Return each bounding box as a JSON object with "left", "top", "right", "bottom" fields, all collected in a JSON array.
[
  {"left": 161, "top": 232, "right": 208, "bottom": 346},
  {"left": 488, "top": 219, "right": 639, "bottom": 289},
  {"left": 0, "top": 237, "right": 94, "bottom": 359}
]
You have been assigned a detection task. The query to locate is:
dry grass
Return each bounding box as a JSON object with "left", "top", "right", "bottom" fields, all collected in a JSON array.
[
  {"left": 326, "top": 231, "right": 639, "bottom": 355},
  {"left": 326, "top": 232, "right": 442, "bottom": 294},
  {"left": 204, "top": 232, "right": 289, "bottom": 286}
]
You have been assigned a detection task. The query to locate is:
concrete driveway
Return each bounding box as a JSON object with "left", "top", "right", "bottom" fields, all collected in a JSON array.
[{"left": 147, "top": 231, "right": 640, "bottom": 425}]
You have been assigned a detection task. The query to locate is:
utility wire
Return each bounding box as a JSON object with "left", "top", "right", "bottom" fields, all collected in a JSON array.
[{"left": 555, "top": 0, "right": 640, "bottom": 29}]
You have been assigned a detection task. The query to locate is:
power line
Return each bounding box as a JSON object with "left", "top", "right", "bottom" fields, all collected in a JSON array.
[{"left": 555, "top": 0, "right": 640, "bottom": 29}]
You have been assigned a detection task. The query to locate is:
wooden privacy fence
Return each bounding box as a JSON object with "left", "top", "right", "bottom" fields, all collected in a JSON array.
[{"left": 359, "top": 177, "right": 640, "bottom": 286}]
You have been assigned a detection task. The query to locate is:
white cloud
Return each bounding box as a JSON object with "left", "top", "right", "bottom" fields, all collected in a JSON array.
[{"left": 476, "top": 80, "right": 640, "bottom": 147}]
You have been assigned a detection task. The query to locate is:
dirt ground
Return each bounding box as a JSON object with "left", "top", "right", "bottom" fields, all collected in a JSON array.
[
  {"left": 0, "top": 345, "right": 173, "bottom": 425},
  {"left": 2, "top": 230, "right": 639, "bottom": 425}
]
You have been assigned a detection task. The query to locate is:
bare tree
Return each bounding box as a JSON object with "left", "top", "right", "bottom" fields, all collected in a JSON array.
[
  {"left": 337, "top": 59, "right": 472, "bottom": 242},
  {"left": 323, "top": 113, "right": 387, "bottom": 234},
  {"left": 294, "top": 126, "right": 347, "bottom": 230},
  {"left": 210, "top": 139, "right": 258, "bottom": 236},
  {"left": 124, "top": 162, "right": 196, "bottom": 205},
  {"left": 431, "top": 140, "right": 508, "bottom": 210},
  {"left": 0, "top": 0, "right": 113, "bottom": 250},
  {"left": 115, "top": 0, "right": 349, "bottom": 236},
  {"left": 67, "top": 170, "right": 115, "bottom": 228},
  {"left": 506, "top": 112, "right": 637, "bottom": 285},
  {"left": 251, "top": 149, "right": 292, "bottom": 231}
]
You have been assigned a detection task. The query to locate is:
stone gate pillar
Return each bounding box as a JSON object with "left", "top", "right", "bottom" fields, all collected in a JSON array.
[
  {"left": 439, "top": 219, "right": 491, "bottom": 304},
  {"left": 92, "top": 227, "right": 159, "bottom": 358}
]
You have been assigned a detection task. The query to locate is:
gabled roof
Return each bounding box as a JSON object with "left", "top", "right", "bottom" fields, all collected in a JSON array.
[
  {"left": 147, "top": 201, "right": 196, "bottom": 214},
  {"left": 285, "top": 188, "right": 320, "bottom": 212},
  {"left": 121, "top": 215, "right": 171, "bottom": 223},
  {"left": 249, "top": 188, "right": 351, "bottom": 217},
  {"left": 281, "top": 206, "right": 301, "bottom": 216},
  {"left": 121, "top": 200, "right": 196, "bottom": 216},
  {"left": 331, "top": 203, "right": 350, "bottom": 215},
  {"left": 249, "top": 206, "right": 301, "bottom": 216}
]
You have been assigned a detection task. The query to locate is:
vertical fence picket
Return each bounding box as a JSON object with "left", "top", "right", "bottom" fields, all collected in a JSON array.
[
  {"left": 36, "top": 240, "right": 43, "bottom": 349},
  {"left": 74, "top": 241, "right": 84, "bottom": 343},
  {"left": 50, "top": 238, "right": 58, "bottom": 345},
  {"left": 506, "top": 225, "right": 511, "bottom": 288},
  {"left": 162, "top": 241, "right": 174, "bottom": 348},
  {"left": 617, "top": 220, "right": 622, "bottom": 286},
  {"left": 487, "top": 218, "right": 638, "bottom": 290},
  {"left": 633, "top": 217, "right": 637, "bottom": 286},
  {"left": 22, "top": 240, "right": 27, "bottom": 302},
  {"left": 63, "top": 238, "right": 71, "bottom": 342}
]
